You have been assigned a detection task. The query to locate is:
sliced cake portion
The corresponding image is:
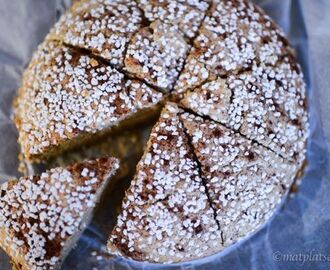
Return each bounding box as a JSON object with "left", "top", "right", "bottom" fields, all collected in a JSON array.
[
  {"left": 180, "top": 57, "right": 308, "bottom": 163},
  {"left": 180, "top": 112, "right": 298, "bottom": 247},
  {"left": 48, "top": 0, "right": 143, "bottom": 68},
  {"left": 108, "top": 103, "right": 223, "bottom": 263},
  {"left": 176, "top": 0, "right": 295, "bottom": 92},
  {"left": 138, "top": 0, "right": 210, "bottom": 38},
  {"left": 14, "top": 40, "right": 163, "bottom": 162},
  {"left": 125, "top": 21, "right": 190, "bottom": 91},
  {"left": 0, "top": 157, "right": 119, "bottom": 270}
]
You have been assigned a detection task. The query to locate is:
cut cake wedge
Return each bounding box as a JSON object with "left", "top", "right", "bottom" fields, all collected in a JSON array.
[
  {"left": 107, "top": 103, "right": 223, "bottom": 263},
  {"left": 0, "top": 157, "right": 119, "bottom": 270}
]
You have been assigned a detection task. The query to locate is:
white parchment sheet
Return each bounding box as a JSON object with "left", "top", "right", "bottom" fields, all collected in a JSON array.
[{"left": 0, "top": 0, "right": 329, "bottom": 269}]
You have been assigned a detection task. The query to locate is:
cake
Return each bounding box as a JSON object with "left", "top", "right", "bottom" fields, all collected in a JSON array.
[
  {"left": 0, "top": 157, "right": 119, "bottom": 270},
  {"left": 12, "top": 0, "right": 309, "bottom": 265}
]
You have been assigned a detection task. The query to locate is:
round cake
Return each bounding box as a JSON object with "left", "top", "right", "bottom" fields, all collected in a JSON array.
[{"left": 12, "top": 0, "right": 308, "bottom": 265}]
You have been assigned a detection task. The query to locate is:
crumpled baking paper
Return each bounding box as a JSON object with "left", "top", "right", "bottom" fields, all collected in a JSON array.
[{"left": 0, "top": 0, "right": 329, "bottom": 269}]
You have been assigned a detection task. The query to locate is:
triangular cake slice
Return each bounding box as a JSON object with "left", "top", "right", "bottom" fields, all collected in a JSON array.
[
  {"left": 107, "top": 103, "right": 223, "bottom": 263},
  {"left": 0, "top": 157, "right": 119, "bottom": 270},
  {"left": 14, "top": 40, "right": 163, "bottom": 163},
  {"left": 180, "top": 112, "right": 298, "bottom": 247}
]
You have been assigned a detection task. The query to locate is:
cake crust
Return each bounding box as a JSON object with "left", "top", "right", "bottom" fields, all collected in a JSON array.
[
  {"left": 175, "top": 0, "right": 296, "bottom": 92},
  {"left": 180, "top": 57, "right": 308, "bottom": 163},
  {"left": 138, "top": 0, "right": 210, "bottom": 38}
]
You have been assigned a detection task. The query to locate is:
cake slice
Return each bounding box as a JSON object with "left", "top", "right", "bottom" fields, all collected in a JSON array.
[
  {"left": 14, "top": 40, "right": 163, "bottom": 163},
  {"left": 180, "top": 112, "right": 299, "bottom": 247},
  {"left": 0, "top": 157, "right": 119, "bottom": 270},
  {"left": 48, "top": 0, "right": 143, "bottom": 68},
  {"left": 107, "top": 103, "right": 223, "bottom": 263}
]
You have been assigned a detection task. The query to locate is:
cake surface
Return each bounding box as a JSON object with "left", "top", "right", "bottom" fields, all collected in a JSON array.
[
  {"left": 175, "top": 0, "right": 296, "bottom": 92},
  {"left": 48, "top": 0, "right": 143, "bottom": 68},
  {"left": 15, "top": 40, "right": 163, "bottom": 162},
  {"left": 180, "top": 58, "right": 308, "bottom": 163},
  {"left": 108, "top": 101, "right": 304, "bottom": 263},
  {"left": 138, "top": 0, "right": 210, "bottom": 38},
  {"left": 13, "top": 0, "right": 309, "bottom": 265},
  {"left": 125, "top": 21, "right": 189, "bottom": 91},
  {"left": 180, "top": 112, "right": 298, "bottom": 247},
  {"left": 0, "top": 157, "right": 119, "bottom": 270}
]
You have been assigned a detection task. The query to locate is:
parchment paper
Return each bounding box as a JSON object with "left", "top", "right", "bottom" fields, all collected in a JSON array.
[{"left": 0, "top": 0, "right": 329, "bottom": 269}]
